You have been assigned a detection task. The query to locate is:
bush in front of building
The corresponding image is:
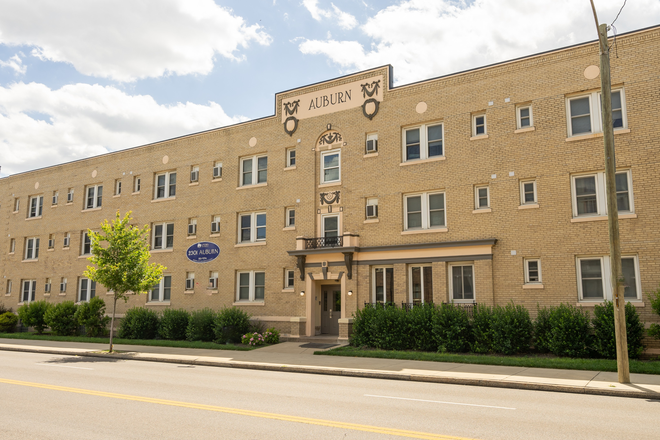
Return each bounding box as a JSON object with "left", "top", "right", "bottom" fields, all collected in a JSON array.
[
  {"left": 592, "top": 301, "right": 645, "bottom": 359},
  {"left": 264, "top": 327, "right": 280, "bottom": 344},
  {"left": 75, "top": 297, "right": 111, "bottom": 337},
  {"left": 490, "top": 303, "right": 533, "bottom": 355},
  {"left": 543, "top": 304, "right": 591, "bottom": 358},
  {"left": 17, "top": 300, "right": 52, "bottom": 334},
  {"left": 648, "top": 287, "right": 660, "bottom": 340},
  {"left": 349, "top": 304, "right": 380, "bottom": 348},
  {"left": 241, "top": 332, "right": 265, "bottom": 346},
  {"left": 118, "top": 307, "right": 159, "bottom": 339},
  {"left": 470, "top": 304, "right": 494, "bottom": 354},
  {"left": 533, "top": 306, "right": 552, "bottom": 353},
  {"left": 44, "top": 301, "right": 78, "bottom": 336},
  {"left": 408, "top": 303, "right": 438, "bottom": 352},
  {"left": 433, "top": 303, "right": 471, "bottom": 353},
  {"left": 0, "top": 312, "right": 19, "bottom": 333},
  {"left": 214, "top": 307, "right": 251, "bottom": 344},
  {"left": 372, "top": 304, "right": 410, "bottom": 350},
  {"left": 158, "top": 308, "right": 190, "bottom": 340},
  {"left": 186, "top": 308, "right": 216, "bottom": 342}
]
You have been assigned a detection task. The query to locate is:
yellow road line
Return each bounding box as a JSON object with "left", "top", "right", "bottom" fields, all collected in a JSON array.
[{"left": 1, "top": 377, "right": 477, "bottom": 440}]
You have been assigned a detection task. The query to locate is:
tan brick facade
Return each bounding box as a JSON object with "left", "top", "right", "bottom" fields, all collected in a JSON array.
[{"left": 2, "top": 26, "right": 660, "bottom": 338}]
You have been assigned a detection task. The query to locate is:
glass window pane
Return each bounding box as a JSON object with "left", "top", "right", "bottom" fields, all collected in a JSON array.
[
  {"left": 429, "top": 210, "right": 444, "bottom": 227},
  {"left": 375, "top": 268, "right": 384, "bottom": 302},
  {"left": 324, "top": 168, "right": 339, "bottom": 182},
  {"left": 241, "top": 215, "right": 251, "bottom": 229},
  {"left": 429, "top": 194, "right": 444, "bottom": 210},
  {"left": 256, "top": 214, "right": 266, "bottom": 227},
  {"left": 324, "top": 153, "right": 339, "bottom": 169},
  {"left": 257, "top": 157, "right": 267, "bottom": 170},
  {"left": 386, "top": 268, "right": 394, "bottom": 303},
  {"left": 406, "top": 128, "right": 420, "bottom": 145},
  {"left": 256, "top": 226, "right": 266, "bottom": 240},
  {"left": 570, "top": 97, "right": 590, "bottom": 116},
  {"left": 255, "top": 272, "right": 265, "bottom": 286},
  {"left": 407, "top": 196, "right": 421, "bottom": 213},
  {"left": 423, "top": 266, "right": 433, "bottom": 304},
  {"left": 622, "top": 258, "right": 637, "bottom": 299},
  {"left": 462, "top": 266, "right": 473, "bottom": 299},
  {"left": 243, "top": 159, "right": 252, "bottom": 173},
  {"left": 575, "top": 176, "right": 597, "bottom": 215},
  {"left": 408, "top": 212, "right": 422, "bottom": 229},
  {"left": 411, "top": 267, "right": 421, "bottom": 303},
  {"left": 452, "top": 266, "right": 463, "bottom": 300}
]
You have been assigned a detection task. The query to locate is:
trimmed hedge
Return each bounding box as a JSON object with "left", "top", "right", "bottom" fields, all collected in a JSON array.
[
  {"left": 44, "top": 301, "right": 78, "bottom": 336},
  {"left": 433, "top": 303, "right": 471, "bottom": 353},
  {"left": 159, "top": 309, "right": 190, "bottom": 340},
  {"left": 0, "top": 312, "right": 18, "bottom": 333},
  {"left": 214, "top": 307, "right": 251, "bottom": 343},
  {"left": 17, "top": 301, "right": 51, "bottom": 334},
  {"left": 545, "top": 303, "right": 591, "bottom": 358},
  {"left": 592, "top": 301, "right": 645, "bottom": 359},
  {"left": 186, "top": 308, "right": 216, "bottom": 342},
  {"left": 119, "top": 307, "right": 159, "bottom": 339},
  {"left": 74, "top": 297, "right": 110, "bottom": 337}
]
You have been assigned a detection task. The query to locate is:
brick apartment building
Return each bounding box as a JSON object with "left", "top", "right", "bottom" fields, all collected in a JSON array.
[{"left": 2, "top": 25, "right": 659, "bottom": 339}]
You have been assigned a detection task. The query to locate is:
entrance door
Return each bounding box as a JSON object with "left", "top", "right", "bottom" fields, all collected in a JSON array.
[{"left": 321, "top": 285, "right": 341, "bottom": 335}]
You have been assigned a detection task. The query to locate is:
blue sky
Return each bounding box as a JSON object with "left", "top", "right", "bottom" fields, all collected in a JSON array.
[{"left": 1, "top": 0, "right": 658, "bottom": 176}]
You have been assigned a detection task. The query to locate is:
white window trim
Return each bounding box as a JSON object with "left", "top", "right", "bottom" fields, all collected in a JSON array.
[
  {"left": 576, "top": 255, "right": 641, "bottom": 302},
  {"left": 472, "top": 114, "right": 487, "bottom": 137},
  {"left": 78, "top": 277, "right": 96, "bottom": 303},
  {"left": 152, "top": 222, "right": 174, "bottom": 250},
  {"left": 474, "top": 186, "right": 490, "bottom": 210},
  {"left": 28, "top": 195, "right": 43, "bottom": 218},
  {"left": 154, "top": 171, "right": 176, "bottom": 199},
  {"left": 402, "top": 123, "right": 444, "bottom": 162},
  {"left": 81, "top": 231, "right": 91, "bottom": 256},
  {"left": 321, "top": 213, "right": 340, "bottom": 238},
  {"left": 115, "top": 179, "right": 122, "bottom": 196},
  {"left": 320, "top": 149, "right": 341, "bottom": 184},
  {"left": 236, "top": 270, "right": 266, "bottom": 302},
  {"left": 24, "top": 237, "right": 39, "bottom": 260},
  {"left": 238, "top": 212, "right": 267, "bottom": 243},
  {"left": 85, "top": 185, "right": 103, "bottom": 210},
  {"left": 366, "top": 198, "right": 378, "bottom": 219},
  {"left": 524, "top": 259, "right": 542, "bottom": 284},
  {"left": 284, "top": 269, "right": 295, "bottom": 289},
  {"left": 516, "top": 105, "right": 533, "bottom": 129},
  {"left": 133, "top": 176, "right": 141, "bottom": 193},
  {"left": 213, "top": 162, "right": 223, "bottom": 179},
  {"left": 571, "top": 170, "right": 633, "bottom": 218},
  {"left": 63, "top": 233, "right": 70, "bottom": 248},
  {"left": 188, "top": 218, "right": 197, "bottom": 236},
  {"left": 403, "top": 191, "right": 446, "bottom": 231},
  {"left": 566, "top": 88, "right": 627, "bottom": 137},
  {"left": 150, "top": 275, "right": 171, "bottom": 302},
  {"left": 240, "top": 155, "right": 268, "bottom": 186},
  {"left": 211, "top": 216, "right": 221, "bottom": 234},
  {"left": 520, "top": 180, "right": 537, "bottom": 205},
  {"left": 67, "top": 189, "right": 74, "bottom": 203},
  {"left": 60, "top": 278, "right": 67, "bottom": 293},
  {"left": 6, "top": 280, "right": 12, "bottom": 294},
  {"left": 448, "top": 263, "right": 476, "bottom": 303},
  {"left": 185, "top": 272, "right": 195, "bottom": 291},
  {"left": 14, "top": 198, "right": 20, "bottom": 212},
  {"left": 372, "top": 266, "right": 394, "bottom": 303},
  {"left": 20, "top": 280, "right": 36, "bottom": 304},
  {"left": 286, "top": 148, "right": 296, "bottom": 168},
  {"left": 52, "top": 191, "right": 59, "bottom": 206},
  {"left": 408, "top": 264, "right": 433, "bottom": 304},
  {"left": 366, "top": 133, "right": 378, "bottom": 154},
  {"left": 285, "top": 208, "right": 295, "bottom": 228},
  {"left": 10, "top": 238, "right": 16, "bottom": 253},
  {"left": 190, "top": 165, "right": 199, "bottom": 183}
]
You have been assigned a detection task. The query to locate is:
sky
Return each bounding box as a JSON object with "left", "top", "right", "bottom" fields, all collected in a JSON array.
[{"left": 0, "top": 0, "right": 658, "bottom": 177}]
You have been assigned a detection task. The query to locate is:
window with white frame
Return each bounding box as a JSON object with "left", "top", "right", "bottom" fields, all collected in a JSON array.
[
  {"left": 21, "top": 280, "right": 36, "bottom": 303},
  {"left": 285, "top": 208, "right": 295, "bottom": 227},
  {"left": 373, "top": 267, "right": 394, "bottom": 303},
  {"left": 190, "top": 165, "right": 199, "bottom": 183},
  {"left": 150, "top": 275, "right": 171, "bottom": 302},
  {"left": 449, "top": 264, "right": 474, "bottom": 302},
  {"left": 366, "top": 198, "right": 378, "bottom": 219},
  {"left": 404, "top": 192, "right": 446, "bottom": 230},
  {"left": 52, "top": 191, "right": 59, "bottom": 205},
  {"left": 6, "top": 280, "right": 12, "bottom": 294},
  {"left": 472, "top": 114, "right": 486, "bottom": 136},
  {"left": 520, "top": 180, "right": 537, "bottom": 205},
  {"left": 213, "top": 161, "right": 223, "bottom": 179},
  {"left": 85, "top": 185, "right": 103, "bottom": 209},
  {"left": 48, "top": 234, "right": 54, "bottom": 249},
  {"left": 209, "top": 271, "right": 218, "bottom": 289},
  {"left": 284, "top": 269, "right": 295, "bottom": 289},
  {"left": 239, "top": 212, "right": 266, "bottom": 243},
  {"left": 474, "top": 186, "right": 490, "bottom": 209},
  {"left": 188, "top": 218, "right": 197, "bottom": 236},
  {"left": 410, "top": 265, "right": 432, "bottom": 304},
  {"left": 321, "top": 150, "right": 340, "bottom": 183},
  {"left": 577, "top": 256, "right": 640, "bottom": 301},
  {"left": 572, "top": 170, "right": 633, "bottom": 218},
  {"left": 366, "top": 133, "right": 378, "bottom": 154},
  {"left": 14, "top": 198, "right": 20, "bottom": 212},
  {"left": 63, "top": 232, "right": 70, "bottom": 248},
  {"left": 211, "top": 215, "right": 220, "bottom": 234},
  {"left": 236, "top": 271, "right": 265, "bottom": 302},
  {"left": 78, "top": 278, "right": 96, "bottom": 302},
  {"left": 152, "top": 223, "right": 174, "bottom": 250},
  {"left": 185, "top": 272, "right": 195, "bottom": 291},
  {"left": 81, "top": 231, "right": 92, "bottom": 255},
  {"left": 322, "top": 215, "right": 340, "bottom": 245},
  {"left": 567, "top": 89, "right": 626, "bottom": 137},
  {"left": 154, "top": 171, "right": 176, "bottom": 199},
  {"left": 286, "top": 148, "right": 296, "bottom": 167},
  {"left": 28, "top": 195, "right": 43, "bottom": 218},
  {"left": 45, "top": 278, "right": 52, "bottom": 293},
  {"left": 241, "top": 155, "right": 268, "bottom": 186},
  {"left": 10, "top": 238, "right": 15, "bottom": 253},
  {"left": 524, "top": 259, "right": 542, "bottom": 284},
  {"left": 403, "top": 124, "right": 443, "bottom": 161},
  {"left": 67, "top": 188, "right": 74, "bottom": 203},
  {"left": 517, "top": 105, "right": 533, "bottom": 129},
  {"left": 60, "top": 277, "right": 67, "bottom": 293},
  {"left": 24, "top": 237, "right": 39, "bottom": 260},
  {"left": 115, "top": 179, "right": 122, "bottom": 195},
  {"left": 133, "top": 176, "right": 141, "bottom": 193}
]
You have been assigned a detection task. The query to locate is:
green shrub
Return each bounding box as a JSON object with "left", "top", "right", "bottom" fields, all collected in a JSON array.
[
  {"left": 648, "top": 287, "right": 660, "bottom": 339},
  {"left": 433, "top": 303, "right": 471, "bottom": 353},
  {"left": 44, "top": 301, "right": 78, "bottom": 336},
  {"left": 214, "top": 307, "right": 251, "bottom": 343},
  {"left": 533, "top": 306, "right": 552, "bottom": 353},
  {"left": 491, "top": 303, "right": 533, "bottom": 355},
  {"left": 0, "top": 312, "right": 18, "bottom": 333},
  {"left": 74, "top": 297, "right": 111, "bottom": 337},
  {"left": 186, "top": 308, "right": 216, "bottom": 342},
  {"left": 242, "top": 331, "right": 265, "bottom": 346},
  {"left": 17, "top": 300, "right": 52, "bottom": 334},
  {"left": 408, "top": 303, "right": 437, "bottom": 352},
  {"left": 350, "top": 304, "right": 379, "bottom": 347},
  {"left": 545, "top": 303, "right": 591, "bottom": 358},
  {"left": 264, "top": 327, "right": 280, "bottom": 344},
  {"left": 470, "top": 304, "right": 493, "bottom": 353},
  {"left": 0, "top": 303, "right": 12, "bottom": 315},
  {"left": 592, "top": 301, "right": 645, "bottom": 359},
  {"left": 158, "top": 309, "right": 190, "bottom": 340},
  {"left": 118, "top": 307, "right": 159, "bottom": 339},
  {"left": 372, "top": 304, "right": 409, "bottom": 350}
]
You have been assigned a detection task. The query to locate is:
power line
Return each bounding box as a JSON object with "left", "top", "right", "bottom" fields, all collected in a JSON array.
[{"left": 611, "top": 0, "right": 627, "bottom": 28}]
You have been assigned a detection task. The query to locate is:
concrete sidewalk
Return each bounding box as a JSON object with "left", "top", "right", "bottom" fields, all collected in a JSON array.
[{"left": 2, "top": 337, "right": 660, "bottom": 400}]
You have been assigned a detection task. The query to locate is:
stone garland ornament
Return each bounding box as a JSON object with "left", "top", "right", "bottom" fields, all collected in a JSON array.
[
  {"left": 361, "top": 80, "right": 381, "bottom": 120},
  {"left": 320, "top": 191, "right": 340, "bottom": 205},
  {"left": 318, "top": 131, "right": 342, "bottom": 146},
  {"left": 283, "top": 100, "right": 300, "bottom": 136}
]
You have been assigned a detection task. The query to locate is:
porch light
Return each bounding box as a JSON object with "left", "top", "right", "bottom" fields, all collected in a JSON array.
[
  {"left": 300, "top": 291, "right": 305, "bottom": 296},
  {"left": 348, "top": 290, "right": 353, "bottom": 296}
]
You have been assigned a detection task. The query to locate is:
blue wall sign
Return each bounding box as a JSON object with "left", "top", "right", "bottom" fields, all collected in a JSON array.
[{"left": 186, "top": 242, "right": 220, "bottom": 263}]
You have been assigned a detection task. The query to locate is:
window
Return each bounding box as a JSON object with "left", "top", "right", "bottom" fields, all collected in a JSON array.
[
  {"left": 188, "top": 218, "right": 197, "bottom": 236},
  {"left": 239, "top": 212, "right": 266, "bottom": 243},
  {"left": 366, "top": 133, "right": 378, "bottom": 153},
  {"left": 185, "top": 272, "right": 195, "bottom": 291},
  {"left": 6, "top": 280, "right": 12, "bottom": 294},
  {"left": 572, "top": 170, "right": 633, "bottom": 218},
  {"left": 81, "top": 232, "right": 91, "bottom": 255},
  {"left": 373, "top": 267, "right": 394, "bottom": 303},
  {"left": 152, "top": 223, "right": 174, "bottom": 250},
  {"left": 472, "top": 114, "right": 486, "bottom": 136},
  {"left": 63, "top": 232, "right": 70, "bottom": 248},
  {"left": 209, "top": 271, "right": 218, "bottom": 289},
  {"left": 52, "top": 191, "right": 59, "bottom": 206},
  {"left": 322, "top": 215, "right": 340, "bottom": 245},
  {"left": 45, "top": 278, "right": 52, "bottom": 294},
  {"left": 577, "top": 256, "right": 640, "bottom": 301},
  {"left": 155, "top": 171, "right": 176, "bottom": 199},
  {"left": 78, "top": 278, "right": 96, "bottom": 302},
  {"left": 410, "top": 265, "right": 433, "bottom": 304},
  {"left": 236, "top": 271, "right": 265, "bottom": 302},
  {"left": 21, "top": 280, "right": 36, "bottom": 303},
  {"left": 85, "top": 185, "right": 103, "bottom": 209},
  {"left": 474, "top": 186, "right": 490, "bottom": 209},
  {"left": 211, "top": 215, "right": 221, "bottom": 234},
  {"left": 285, "top": 208, "right": 295, "bottom": 227},
  {"left": 28, "top": 195, "right": 43, "bottom": 218},
  {"left": 566, "top": 89, "right": 626, "bottom": 137},
  {"left": 366, "top": 198, "right": 378, "bottom": 219},
  {"left": 517, "top": 105, "right": 533, "bottom": 129},
  {"left": 320, "top": 150, "right": 340, "bottom": 183},
  {"left": 60, "top": 277, "right": 67, "bottom": 293},
  {"left": 190, "top": 165, "right": 199, "bottom": 183},
  {"left": 67, "top": 188, "right": 74, "bottom": 203},
  {"left": 150, "top": 275, "right": 171, "bottom": 302},
  {"left": 241, "top": 155, "right": 267, "bottom": 186},
  {"left": 24, "top": 237, "right": 39, "bottom": 260},
  {"left": 403, "top": 124, "right": 443, "bottom": 161},
  {"left": 213, "top": 162, "right": 223, "bottom": 179},
  {"left": 404, "top": 192, "right": 446, "bottom": 230},
  {"left": 450, "top": 264, "right": 474, "bottom": 302},
  {"left": 284, "top": 269, "right": 295, "bottom": 289},
  {"left": 10, "top": 238, "right": 15, "bottom": 253},
  {"left": 48, "top": 234, "right": 54, "bottom": 249},
  {"left": 14, "top": 198, "right": 20, "bottom": 212},
  {"left": 286, "top": 148, "right": 296, "bottom": 167},
  {"left": 525, "top": 259, "right": 542, "bottom": 284},
  {"left": 115, "top": 179, "right": 122, "bottom": 195},
  {"left": 133, "top": 176, "right": 141, "bottom": 193},
  {"left": 520, "top": 180, "right": 537, "bottom": 205}
]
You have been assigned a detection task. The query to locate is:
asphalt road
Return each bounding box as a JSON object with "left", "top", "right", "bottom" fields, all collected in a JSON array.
[{"left": 1, "top": 350, "right": 657, "bottom": 440}]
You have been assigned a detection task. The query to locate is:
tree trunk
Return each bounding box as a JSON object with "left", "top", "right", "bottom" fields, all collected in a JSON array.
[{"left": 109, "top": 295, "right": 118, "bottom": 353}]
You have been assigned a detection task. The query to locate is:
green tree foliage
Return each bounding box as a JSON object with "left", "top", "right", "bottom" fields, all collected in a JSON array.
[
  {"left": 44, "top": 301, "right": 78, "bottom": 336},
  {"left": 84, "top": 211, "right": 164, "bottom": 351},
  {"left": 592, "top": 301, "right": 645, "bottom": 359},
  {"left": 17, "top": 301, "right": 51, "bottom": 334},
  {"left": 0, "top": 312, "right": 18, "bottom": 333},
  {"left": 75, "top": 297, "right": 111, "bottom": 337}
]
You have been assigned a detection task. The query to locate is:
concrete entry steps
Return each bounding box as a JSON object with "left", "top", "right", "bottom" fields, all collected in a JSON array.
[{"left": 281, "top": 334, "right": 349, "bottom": 345}]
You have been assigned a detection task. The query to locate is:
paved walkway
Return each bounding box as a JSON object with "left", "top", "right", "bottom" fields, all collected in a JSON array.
[{"left": 2, "top": 338, "right": 659, "bottom": 400}]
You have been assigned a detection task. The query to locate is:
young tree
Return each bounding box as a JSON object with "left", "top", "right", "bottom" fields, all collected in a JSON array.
[{"left": 84, "top": 211, "right": 165, "bottom": 352}]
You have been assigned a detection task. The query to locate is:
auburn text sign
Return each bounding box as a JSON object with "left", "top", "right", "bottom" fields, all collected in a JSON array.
[{"left": 186, "top": 242, "right": 220, "bottom": 263}]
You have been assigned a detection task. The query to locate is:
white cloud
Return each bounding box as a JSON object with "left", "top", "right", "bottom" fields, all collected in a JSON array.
[
  {"left": 0, "top": 0, "right": 272, "bottom": 82},
  {"left": 303, "top": 0, "right": 358, "bottom": 30},
  {"left": 299, "top": 0, "right": 660, "bottom": 84},
  {"left": 0, "top": 82, "right": 246, "bottom": 175},
  {"left": 0, "top": 54, "right": 26, "bottom": 75}
]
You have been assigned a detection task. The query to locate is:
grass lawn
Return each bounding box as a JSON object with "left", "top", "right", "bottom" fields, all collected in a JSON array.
[
  {"left": 0, "top": 332, "right": 255, "bottom": 351},
  {"left": 316, "top": 345, "right": 660, "bottom": 375}
]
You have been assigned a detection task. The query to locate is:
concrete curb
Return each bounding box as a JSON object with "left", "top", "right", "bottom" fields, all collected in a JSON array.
[{"left": 3, "top": 345, "right": 660, "bottom": 401}]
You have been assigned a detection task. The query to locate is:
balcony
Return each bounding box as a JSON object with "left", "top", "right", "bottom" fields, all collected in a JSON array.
[{"left": 304, "top": 236, "right": 343, "bottom": 249}]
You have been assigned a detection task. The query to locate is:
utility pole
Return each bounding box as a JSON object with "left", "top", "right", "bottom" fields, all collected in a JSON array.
[{"left": 589, "top": 0, "right": 630, "bottom": 383}]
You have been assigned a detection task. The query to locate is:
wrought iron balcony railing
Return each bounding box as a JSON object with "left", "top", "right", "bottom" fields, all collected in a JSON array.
[{"left": 304, "top": 236, "right": 343, "bottom": 249}]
